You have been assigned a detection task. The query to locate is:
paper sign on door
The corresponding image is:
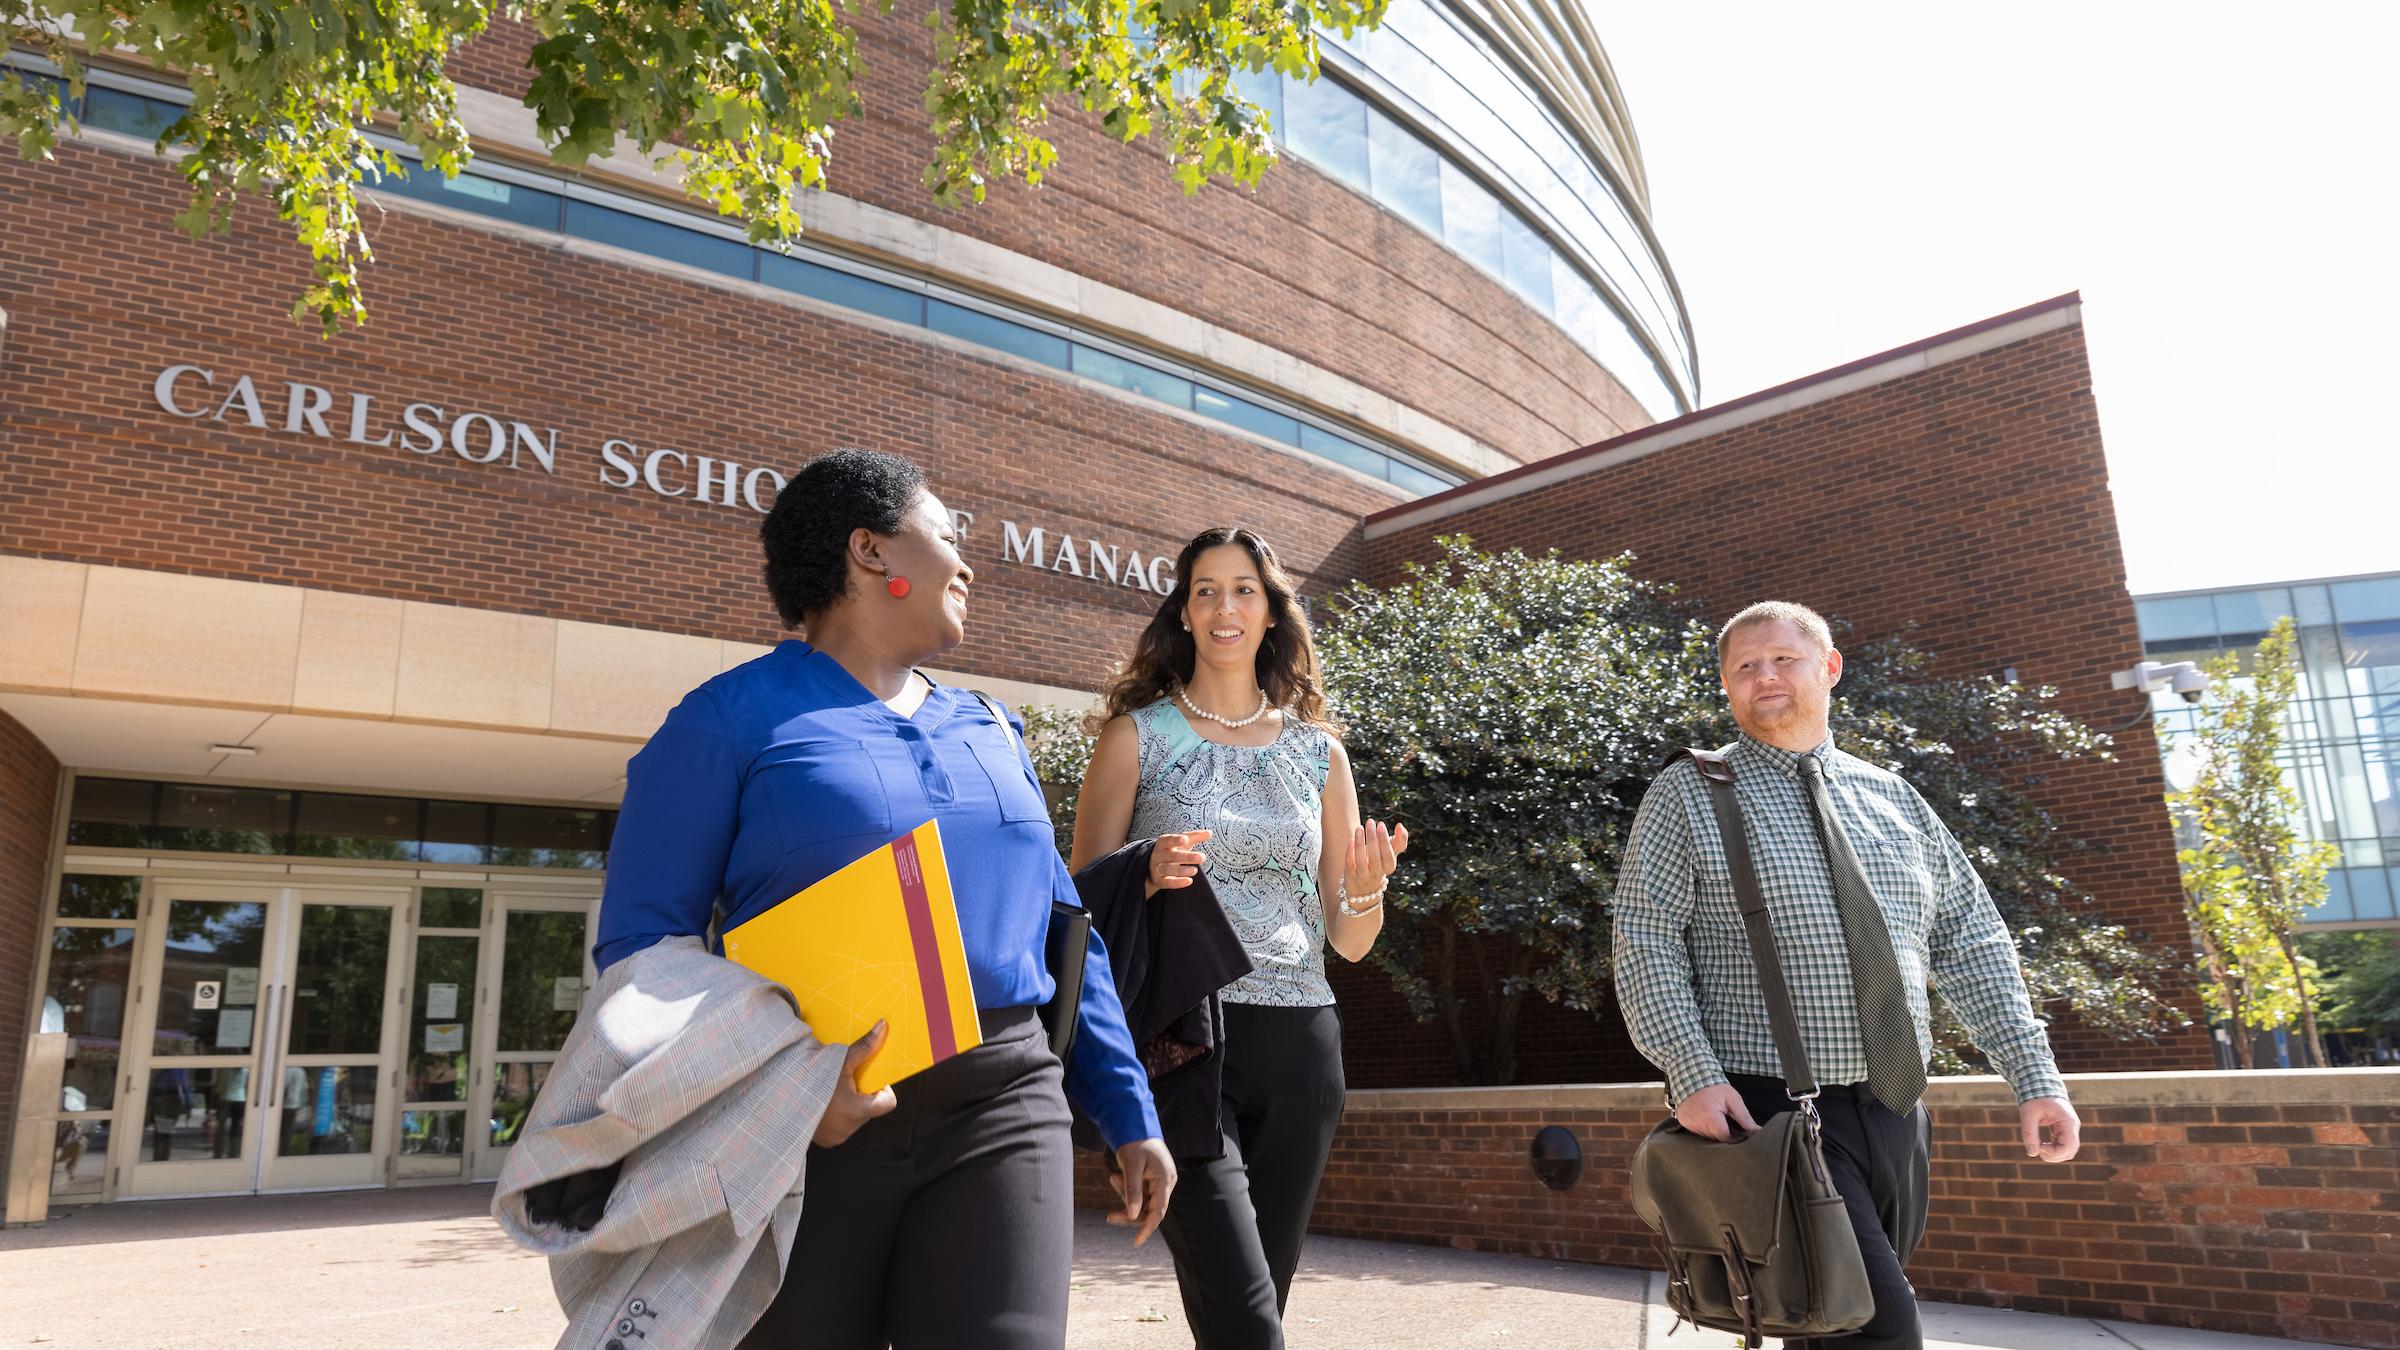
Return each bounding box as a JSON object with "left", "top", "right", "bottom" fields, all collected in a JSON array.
[
  {"left": 423, "top": 1023, "right": 465, "bottom": 1054},
  {"left": 215, "top": 1008, "right": 254, "bottom": 1050},
  {"left": 193, "top": 981, "right": 222, "bottom": 1011},
  {"left": 225, "top": 968, "right": 260, "bottom": 1006},
  {"left": 552, "top": 977, "right": 583, "bottom": 1012},
  {"left": 426, "top": 983, "right": 459, "bottom": 1019}
]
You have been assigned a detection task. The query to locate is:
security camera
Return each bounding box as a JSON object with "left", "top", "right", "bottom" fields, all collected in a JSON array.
[{"left": 2110, "top": 660, "right": 2210, "bottom": 703}]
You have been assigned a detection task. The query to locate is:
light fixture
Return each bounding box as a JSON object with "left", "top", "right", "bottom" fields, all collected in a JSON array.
[
  {"left": 2109, "top": 660, "right": 2210, "bottom": 705},
  {"left": 208, "top": 743, "right": 261, "bottom": 757}
]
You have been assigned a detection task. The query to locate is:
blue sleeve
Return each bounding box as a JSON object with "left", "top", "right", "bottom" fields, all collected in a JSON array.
[
  {"left": 594, "top": 688, "right": 740, "bottom": 971},
  {"left": 1055, "top": 854, "right": 1163, "bottom": 1150}
]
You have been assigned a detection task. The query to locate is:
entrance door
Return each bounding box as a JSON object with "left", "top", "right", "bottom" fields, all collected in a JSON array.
[
  {"left": 120, "top": 883, "right": 405, "bottom": 1198},
  {"left": 471, "top": 892, "right": 594, "bottom": 1182}
]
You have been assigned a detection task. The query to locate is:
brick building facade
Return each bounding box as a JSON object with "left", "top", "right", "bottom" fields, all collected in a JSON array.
[{"left": 1, "top": 7, "right": 2206, "bottom": 1232}]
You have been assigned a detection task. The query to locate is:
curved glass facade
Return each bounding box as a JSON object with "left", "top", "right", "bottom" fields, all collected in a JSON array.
[{"left": 1313, "top": 0, "right": 1697, "bottom": 418}]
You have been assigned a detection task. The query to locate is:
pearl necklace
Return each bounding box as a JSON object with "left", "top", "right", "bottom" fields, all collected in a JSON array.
[{"left": 1176, "top": 686, "right": 1271, "bottom": 730}]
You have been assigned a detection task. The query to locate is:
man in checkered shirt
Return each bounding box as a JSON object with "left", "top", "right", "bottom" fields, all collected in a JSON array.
[{"left": 1614, "top": 601, "right": 2082, "bottom": 1350}]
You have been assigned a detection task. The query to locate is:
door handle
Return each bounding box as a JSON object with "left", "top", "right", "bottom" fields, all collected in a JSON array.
[{"left": 258, "top": 984, "right": 282, "bottom": 1110}]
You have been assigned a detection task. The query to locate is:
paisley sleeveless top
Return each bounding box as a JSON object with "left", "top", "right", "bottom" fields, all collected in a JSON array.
[{"left": 1128, "top": 699, "right": 1337, "bottom": 1007}]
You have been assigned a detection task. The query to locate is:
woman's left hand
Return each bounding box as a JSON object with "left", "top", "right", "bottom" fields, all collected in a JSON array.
[
  {"left": 1108, "top": 1138, "right": 1178, "bottom": 1245},
  {"left": 1343, "top": 819, "right": 1409, "bottom": 903}
]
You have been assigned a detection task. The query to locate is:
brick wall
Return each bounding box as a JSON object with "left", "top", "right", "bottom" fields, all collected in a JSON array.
[
  {"left": 1360, "top": 309, "right": 2213, "bottom": 1075},
  {"left": 1077, "top": 1073, "right": 2400, "bottom": 1347},
  {"left": 442, "top": 10, "right": 1655, "bottom": 465},
  {"left": 0, "top": 710, "right": 61, "bottom": 1191},
  {"left": 0, "top": 136, "right": 1383, "bottom": 693}
]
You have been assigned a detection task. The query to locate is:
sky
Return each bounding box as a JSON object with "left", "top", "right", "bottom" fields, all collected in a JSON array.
[{"left": 1596, "top": 3, "right": 2399, "bottom": 596}]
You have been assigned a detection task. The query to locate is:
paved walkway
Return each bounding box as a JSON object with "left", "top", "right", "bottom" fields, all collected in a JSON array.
[{"left": 0, "top": 1189, "right": 2336, "bottom": 1349}]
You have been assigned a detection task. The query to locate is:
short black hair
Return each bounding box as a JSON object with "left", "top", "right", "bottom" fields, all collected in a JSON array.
[{"left": 760, "top": 448, "right": 927, "bottom": 628}]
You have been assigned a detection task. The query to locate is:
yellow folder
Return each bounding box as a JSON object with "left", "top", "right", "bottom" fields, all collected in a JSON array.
[{"left": 721, "top": 819, "right": 983, "bottom": 1094}]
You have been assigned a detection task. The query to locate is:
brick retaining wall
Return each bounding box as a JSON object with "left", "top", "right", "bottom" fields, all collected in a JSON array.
[{"left": 1077, "top": 1071, "right": 2400, "bottom": 1347}]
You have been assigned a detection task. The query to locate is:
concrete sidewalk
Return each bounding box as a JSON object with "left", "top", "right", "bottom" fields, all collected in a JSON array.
[{"left": 0, "top": 1188, "right": 2341, "bottom": 1349}]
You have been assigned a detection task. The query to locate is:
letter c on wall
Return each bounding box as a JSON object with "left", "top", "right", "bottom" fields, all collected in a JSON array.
[{"left": 154, "top": 364, "right": 213, "bottom": 417}]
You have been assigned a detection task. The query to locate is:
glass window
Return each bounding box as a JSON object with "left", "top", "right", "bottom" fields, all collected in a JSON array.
[
  {"left": 565, "top": 200, "right": 752, "bottom": 278},
  {"left": 492, "top": 804, "right": 611, "bottom": 870},
  {"left": 82, "top": 86, "right": 182, "bottom": 142},
  {"left": 2296, "top": 585, "right": 2338, "bottom": 627},
  {"left": 1499, "top": 209, "right": 1555, "bottom": 311},
  {"left": 2344, "top": 865, "right": 2396, "bottom": 921},
  {"left": 491, "top": 1061, "right": 553, "bottom": 1147},
  {"left": 287, "top": 905, "right": 393, "bottom": 1056},
  {"left": 293, "top": 792, "right": 420, "bottom": 862},
  {"left": 57, "top": 873, "right": 140, "bottom": 921},
  {"left": 1194, "top": 389, "right": 1300, "bottom": 444},
  {"left": 1299, "top": 425, "right": 1389, "bottom": 478},
  {"left": 2332, "top": 577, "right": 2400, "bottom": 625},
  {"left": 421, "top": 887, "right": 483, "bottom": 929},
  {"left": 1438, "top": 161, "right": 1504, "bottom": 276},
  {"left": 1388, "top": 460, "right": 1453, "bottom": 497},
  {"left": 66, "top": 777, "right": 154, "bottom": 848},
  {"left": 2309, "top": 870, "right": 2355, "bottom": 923},
  {"left": 1235, "top": 65, "right": 1283, "bottom": 142},
  {"left": 370, "top": 161, "right": 562, "bottom": 232},
  {"left": 155, "top": 783, "right": 290, "bottom": 854},
  {"left": 51, "top": 1117, "right": 111, "bottom": 1200},
  {"left": 276, "top": 1066, "right": 377, "bottom": 1155},
  {"left": 2212, "top": 589, "right": 2296, "bottom": 639},
  {"left": 927, "top": 300, "right": 1070, "bottom": 369},
  {"left": 499, "top": 911, "right": 588, "bottom": 1053},
  {"left": 2338, "top": 621, "right": 2400, "bottom": 675},
  {"left": 422, "top": 800, "right": 492, "bottom": 866},
  {"left": 760, "top": 253, "right": 926, "bottom": 325},
  {"left": 140, "top": 1065, "right": 249, "bottom": 1162},
  {"left": 43, "top": 925, "right": 135, "bottom": 1112},
  {"left": 150, "top": 899, "right": 269, "bottom": 1056},
  {"left": 1281, "top": 73, "right": 1369, "bottom": 193},
  {"left": 400, "top": 1109, "right": 467, "bottom": 1159},
  {"left": 1366, "top": 108, "right": 1442, "bottom": 236},
  {"left": 1072, "top": 345, "right": 1194, "bottom": 408},
  {"left": 2134, "top": 595, "right": 2222, "bottom": 643}
]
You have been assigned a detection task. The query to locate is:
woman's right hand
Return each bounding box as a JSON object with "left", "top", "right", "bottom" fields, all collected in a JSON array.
[
  {"left": 812, "top": 1020, "right": 900, "bottom": 1147},
  {"left": 1145, "top": 830, "right": 1212, "bottom": 897}
]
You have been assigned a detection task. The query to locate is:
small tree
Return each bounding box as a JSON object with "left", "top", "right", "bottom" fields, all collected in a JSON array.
[
  {"left": 2169, "top": 616, "right": 2339, "bottom": 1067},
  {"left": 2, "top": 0, "right": 1384, "bottom": 333}
]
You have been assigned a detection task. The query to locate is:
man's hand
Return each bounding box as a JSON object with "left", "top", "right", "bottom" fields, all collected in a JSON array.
[
  {"left": 1108, "top": 1138, "right": 1178, "bottom": 1245},
  {"left": 1674, "top": 1083, "right": 1759, "bottom": 1141},
  {"left": 812, "top": 1021, "right": 900, "bottom": 1148},
  {"left": 1146, "top": 830, "right": 1213, "bottom": 897},
  {"left": 2020, "top": 1096, "right": 2080, "bottom": 1162}
]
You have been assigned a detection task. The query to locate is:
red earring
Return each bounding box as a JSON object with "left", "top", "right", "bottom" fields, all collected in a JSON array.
[{"left": 886, "top": 575, "right": 912, "bottom": 599}]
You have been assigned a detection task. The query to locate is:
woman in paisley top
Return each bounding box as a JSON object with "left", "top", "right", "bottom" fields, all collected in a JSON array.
[{"left": 1073, "top": 526, "right": 1407, "bottom": 1349}]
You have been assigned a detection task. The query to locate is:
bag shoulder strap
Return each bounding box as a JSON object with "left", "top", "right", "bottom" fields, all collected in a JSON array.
[{"left": 1669, "top": 746, "right": 1818, "bottom": 1098}]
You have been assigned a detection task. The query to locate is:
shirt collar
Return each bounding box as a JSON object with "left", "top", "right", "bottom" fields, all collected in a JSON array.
[{"left": 1733, "top": 731, "right": 1836, "bottom": 780}]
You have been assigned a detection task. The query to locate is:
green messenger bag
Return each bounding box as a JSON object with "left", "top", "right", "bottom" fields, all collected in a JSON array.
[{"left": 1627, "top": 747, "right": 1875, "bottom": 1348}]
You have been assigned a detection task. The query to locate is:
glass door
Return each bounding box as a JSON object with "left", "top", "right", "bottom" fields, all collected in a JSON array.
[
  {"left": 471, "top": 893, "right": 595, "bottom": 1182},
  {"left": 259, "top": 888, "right": 406, "bottom": 1192},
  {"left": 120, "top": 884, "right": 278, "bottom": 1198},
  {"left": 395, "top": 887, "right": 483, "bottom": 1182},
  {"left": 119, "top": 883, "right": 405, "bottom": 1198}
]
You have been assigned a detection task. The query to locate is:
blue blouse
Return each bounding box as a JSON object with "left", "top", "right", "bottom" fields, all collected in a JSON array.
[{"left": 594, "top": 640, "right": 1160, "bottom": 1150}]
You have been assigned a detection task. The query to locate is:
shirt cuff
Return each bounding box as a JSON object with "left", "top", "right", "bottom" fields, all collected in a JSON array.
[
  {"left": 2007, "top": 1063, "right": 2070, "bottom": 1105},
  {"left": 1091, "top": 1094, "right": 1163, "bottom": 1154},
  {"left": 1663, "top": 1052, "right": 1730, "bottom": 1108}
]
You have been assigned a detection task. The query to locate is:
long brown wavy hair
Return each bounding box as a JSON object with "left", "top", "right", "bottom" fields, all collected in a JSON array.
[{"left": 1089, "top": 527, "right": 1338, "bottom": 734}]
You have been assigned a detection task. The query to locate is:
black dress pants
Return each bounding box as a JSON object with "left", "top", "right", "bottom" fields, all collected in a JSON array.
[
  {"left": 1159, "top": 1003, "right": 1346, "bottom": 1350},
  {"left": 1727, "top": 1075, "right": 1931, "bottom": 1350},
  {"left": 744, "top": 1007, "right": 1073, "bottom": 1350}
]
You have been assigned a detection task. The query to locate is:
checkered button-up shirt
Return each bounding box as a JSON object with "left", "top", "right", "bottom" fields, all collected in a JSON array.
[{"left": 1612, "top": 733, "right": 2068, "bottom": 1107}]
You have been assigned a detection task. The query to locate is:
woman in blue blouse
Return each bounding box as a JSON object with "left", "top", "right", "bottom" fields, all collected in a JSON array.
[
  {"left": 596, "top": 449, "right": 1174, "bottom": 1349},
  {"left": 1072, "top": 527, "right": 1405, "bottom": 1349}
]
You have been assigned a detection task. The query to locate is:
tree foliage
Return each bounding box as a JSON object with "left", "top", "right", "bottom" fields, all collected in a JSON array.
[
  {"left": 2304, "top": 930, "right": 2400, "bottom": 1044},
  {"left": 2168, "top": 616, "right": 2339, "bottom": 1067},
  {"left": 2, "top": 0, "right": 1383, "bottom": 333},
  {"left": 1319, "top": 538, "right": 2186, "bottom": 1082}
]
